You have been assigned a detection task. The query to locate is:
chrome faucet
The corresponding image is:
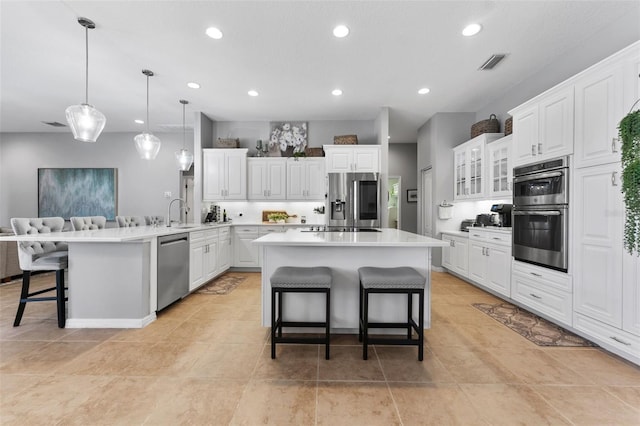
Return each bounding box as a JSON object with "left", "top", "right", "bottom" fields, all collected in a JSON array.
[{"left": 167, "top": 198, "right": 189, "bottom": 227}]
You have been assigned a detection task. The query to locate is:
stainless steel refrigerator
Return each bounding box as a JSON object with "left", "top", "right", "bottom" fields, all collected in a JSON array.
[{"left": 327, "top": 172, "right": 380, "bottom": 228}]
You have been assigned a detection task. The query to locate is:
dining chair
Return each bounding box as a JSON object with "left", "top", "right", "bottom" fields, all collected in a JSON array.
[
  {"left": 145, "top": 216, "right": 164, "bottom": 226},
  {"left": 115, "top": 216, "right": 146, "bottom": 227},
  {"left": 70, "top": 216, "right": 107, "bottom": 231},
  {"left": 10, "top": 217, "right": 69, "bottom": 328}
]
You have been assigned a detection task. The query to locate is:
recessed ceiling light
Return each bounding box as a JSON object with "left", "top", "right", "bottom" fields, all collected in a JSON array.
[
  {"left": 205, "top": 27, "right": 223, "bottom": 39},
  {"left": 134, "top": 119, "right": 144, "bottom": 124},
  {"left": 187, "top": 82, "right": 200, "bottom": 89},
  {"left": 248, "top": 90, "right": 259, "bottom": 97},
  {"left": 462, "top": 23, "right": 482, "bottom": 37},
  {"left": 333, "top": 25, "right": 349, "bottom": 38},
  {"left": 418, "top": 87, "right": 430, "bottom": 95},
  {"left": 332, "top": 89, "right": 343, "bottom": 96}
]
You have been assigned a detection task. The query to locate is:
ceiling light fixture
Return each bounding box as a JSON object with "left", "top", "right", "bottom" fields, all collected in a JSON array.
[
  {"left": 418, "top": 87, "right": 430, "bottom": 95},
  {"left": 187, "top": 82, "right": 200, "bottom": 89},
  {"left": 205, "top": 27, "right": 223, "bottom": 39},
  {"left": 333, "top": 25, "right": 349, "bottom": 38},
  {"left": 332, "top": 89, "right": 343, "bottom": 96},
  {"left": 175, "top": 100, "right": 194, "bottom": 171},
  {"left": 248, "top": 90, "right": 259, "bottom": 97},
  {"left": 65, "top": 17, "right": 106, "bottom": 143},
  {"left": 134, "top": 119, "right": 144, "bottom": 124},
  {"left": 462, "top": 23, "right": 482, "bottom": 37},
  {"left": 134, "top": 69, "right": 161, "bottom": 160}
]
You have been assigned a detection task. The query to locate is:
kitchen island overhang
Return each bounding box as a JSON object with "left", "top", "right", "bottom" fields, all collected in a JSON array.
[{"left": 253, "top": 228, "right": 448, "bottom": 333}]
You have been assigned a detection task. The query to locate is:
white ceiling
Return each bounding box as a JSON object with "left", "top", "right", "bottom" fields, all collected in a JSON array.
[{"left": 1, "top": 1, "right": 638, "bottom": 143}]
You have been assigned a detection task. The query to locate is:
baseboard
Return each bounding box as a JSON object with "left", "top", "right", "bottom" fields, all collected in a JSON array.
[{"left": 65, "top": 313, "right": 156, "bottom": 329}]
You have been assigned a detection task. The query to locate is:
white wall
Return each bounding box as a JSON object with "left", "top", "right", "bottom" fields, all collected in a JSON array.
[
  {"left": 389, "top": 143, "right": 417, "bottom": 233},
  {"left": 0, "top": 131, "right": 188, "bottom": 225}
]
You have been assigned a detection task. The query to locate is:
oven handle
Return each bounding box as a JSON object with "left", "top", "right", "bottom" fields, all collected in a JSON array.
[
  {"left": 513, "top": 210, "right": 562, "bottom": 216},
  {"left": 513, "top": 171, "right": 564, "bottom": 184}
]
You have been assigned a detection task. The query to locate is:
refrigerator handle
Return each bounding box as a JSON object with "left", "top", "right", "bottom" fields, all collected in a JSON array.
[{"left": 352, "top": 178, "right": 358, "bottom": 223}]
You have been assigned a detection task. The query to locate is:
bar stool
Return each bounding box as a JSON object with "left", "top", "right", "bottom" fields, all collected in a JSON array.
[
  {"left": 358, "top": 266, "right": 426, "bottom": 361},
  {"left": 270, "top": 266, "right": 332, "bottom": 360}
]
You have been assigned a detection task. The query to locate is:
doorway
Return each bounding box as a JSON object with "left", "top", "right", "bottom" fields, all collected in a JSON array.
[
  {"left": 387, "top": 176, "right": 401, "bottom": 229},
  {"left": 421, "top": 168, "right": 433, "bottom": 237}
]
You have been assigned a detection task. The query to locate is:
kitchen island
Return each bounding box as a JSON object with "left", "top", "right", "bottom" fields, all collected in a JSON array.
[
  {"left": 0, "top": 224, "right": 228, "bottom": 328},
  {"left": 253, "top": 228, "right": 448, "bottom": 332}
]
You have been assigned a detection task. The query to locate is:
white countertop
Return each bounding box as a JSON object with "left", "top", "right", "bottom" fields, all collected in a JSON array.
[
  {"left": 253, "top": 228, "right": 448, "bottom": 247},
  {"left": 442, "top": 227, "right": 512, "bottom": 238}
]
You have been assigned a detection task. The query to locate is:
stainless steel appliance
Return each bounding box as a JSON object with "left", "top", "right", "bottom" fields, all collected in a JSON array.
[
  {"left": 327, "top": 172, "right": 380, "bottom": 228},
  {"left": 157, "top": 232, "right": 189, "bottom": 310},
  {"left": 512, "top": 156, "right": 569, "bottom": 272},
  {"left": 460, "top": 219, "right": 476, "bottom": 232},
  {"left": 490, "top": 203, "right": 512, "bottom": 227}
]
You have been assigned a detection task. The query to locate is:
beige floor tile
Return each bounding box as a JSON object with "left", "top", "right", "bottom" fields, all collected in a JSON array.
[
  {"left": 230, "top": 379, "right": 316, "bottom": 425},
  {"left": 316, "top": 381, "right": 401, "bottom": 425},
  {"left": 161, "top": 317, "right": 228, "bottom": 343},
  {"left": 1, "top": 318, "right": 77, "bottom": 341},
  {"left": 534, "top": 385, "right": 640, "bottom": 425},
  {"left": 318, "top": 345, "right": 385, "bottom": 381},
  {"left": 0, "top": 374, "right": 114, "bottom": 425},
  {"left": 432, "top": 304, "right": 500, "bottom": 326},
  {"left": 430, "top": 346, "right": 523, "bottom": 384},
  {"left": 0, "top": 373, "right": 51, "bottom": 397},
  {"left": 389, "top": 382, "right": 488, "bottom": 425},
  {"left": 217, "top": 319, "right": 270, "bottom": 344},
  {"left": 0, "top": 340, "right": 51, "bottom": 363},
  {"left": 457, "top": 323, "right": 538, "bottom": 349},
  {"left": 376, "top": 346, "right": 455, "bottom": 383},
  {"left": 63, "top": 341, "right": 160, "bottom": 376},
  {"left": 254, "top": 344, "right": 319, "bottom": 380},
  {"left": 423, "top": 322, "right": 476, "bottom": 348},
  {"left": 187, "top": 343, "right": 263, "bottom": 379},
  {"left": 486, "top": 347, "right": 594, "bottom": 385},
  {"left": 605, "top": 386, "right": 640, "bottom": 411},
  {"left": 547, "top": 348, "right": 640, "bottom": 386},
  {"left": 60, "top": 328, "right": 124, "bottom": 342},
  {"left": 109, "top": 318, "right": 182, "bottom": 342},
  {"left": 0, "top": 341, "right": 101, "bottom": 374},
  {"left": 460, "top": 383, "right": 570, "bottom": 425}
]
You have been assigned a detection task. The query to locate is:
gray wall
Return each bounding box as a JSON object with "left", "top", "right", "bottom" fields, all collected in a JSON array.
[
  {"left": 389, "top": 143, "right": 418, "bottom": 233},
  {"left": 476, "top": 12, "right": 640, "bottom": 124},
  {"left": 0, "top": 132, "right": 188, "bottom": 225}
]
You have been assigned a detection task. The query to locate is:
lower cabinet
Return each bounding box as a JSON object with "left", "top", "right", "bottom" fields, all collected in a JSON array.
[
  {"left": 441, "top": 233, "right": 468, "bottom": 278},
  {"left": 233, "top": 227, "right": 260, "bottom": 268},
  {"left": 218, "top": 226, "right": 231, "bottom": 272},
  {"left": 189, "top": 226, "right": 231, "bottom": 292},
  {"left": 468, "top": 230, "right": 511, "bottom": 297}
]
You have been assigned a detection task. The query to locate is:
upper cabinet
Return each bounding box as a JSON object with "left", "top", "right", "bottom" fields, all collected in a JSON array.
[
  {"left": 203, "top": 149, "right": 248, "bottom": 201},
  {"left": 511, "top": 86, "right": 574, "bottom": 166},
  {"left": 323, "top": 145, "right": 380, "bottom": 173},
  {"left": 247, "top": 158, "right": 287, "bottom": 200},
  {"left": 487, "top": 135, "right": 512, "bottom": 198},
  {"left": 286, "top": 158, "right": 326, "bottom": 200},
  {"left": 453, "top": 133, "right": 503, "bottom": 200}
]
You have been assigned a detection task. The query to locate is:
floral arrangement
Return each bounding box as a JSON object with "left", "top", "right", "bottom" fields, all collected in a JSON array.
[{"left": 269, "top": 122, "right": 308, "bottom": 153}]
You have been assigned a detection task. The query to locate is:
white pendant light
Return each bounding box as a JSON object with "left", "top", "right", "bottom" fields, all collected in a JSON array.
[
  {"left": 134, "top": 69, "right": 161, "bottom": 160},
  {"left": 175, "top": 99, "right": 193, "bottom": 171},
  {"left": 65, "top": 17, "right": 106, "bottom": 143}
]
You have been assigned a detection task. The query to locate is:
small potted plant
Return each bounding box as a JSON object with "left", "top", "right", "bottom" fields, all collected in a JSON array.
[{"left": 267, "top": 213, "right": 288, "bottom": 223}]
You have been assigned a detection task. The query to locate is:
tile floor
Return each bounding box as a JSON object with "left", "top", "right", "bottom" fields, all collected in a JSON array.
[{"left": 1, "top": 271, "right": 639, "bottom": 425}]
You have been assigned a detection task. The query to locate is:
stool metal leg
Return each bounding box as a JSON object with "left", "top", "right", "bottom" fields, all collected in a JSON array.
[
  {"left": 277, "top": 290, "right": 283, "bottom": 338},
  {"left": 363, "top": 288, "right": 369, "bottom": 360},
  {"left": 56, "top": 269, "right": 65, "bottom": 328},
  {"left": 418, "top": 289, "right": 424, "bottom": 361},
  {"left": 407, "top": 291, "right": 413, "bottom": 339},
  {"left": 325, "top": 288, "right": 331, "bottom": 360},
  {"left": 271, "top": 287, "right": 277, "bottom": 359},
  {"left": 358, "top": 283, "right": 363, "bottom": 342},
  {"left": 13, "top": 271, "right": 31, "bottom": 327}
]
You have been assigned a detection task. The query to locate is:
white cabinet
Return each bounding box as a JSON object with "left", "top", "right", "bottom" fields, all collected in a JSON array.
[
  {"left": 467, "top": 229, "right": 512, "bottom": 298},
  {"left": 323, "top": 145, "right": 380, "bottom": 173},
  {"left": 203, "top": 149, "right": 248, "bottom": 200},
  {"left": 573, "top": 162, "right": 624, "bottom": 328},
  {"left": 233, "top": 226, "right": 260, "bottom": 268},
  {"left": 511, "top": 86, "right": 574, "bottom": 166},
  {"left": 247, "top": 158, "right": 286, "bottom": 200},
  {"left": 189, "top": 229, "right": 219, "bottom": 291},
  {"left": 487, "top": 135, "right": 512, "bottom": 198},
  {"left": 217, "top": 226, "right": 231, "bottom": 274},
  {"left": 286, "top": 158, "right": 326, "bottom": 200},
  {"left": 512, "top": 261, "right": 573, "bottom": 326},
  {"left": 623, "top": 251, "right": 640, "bottom": 337},
  {"left": 452, "top": 133, "right": 503, "bottom": 200},
  {"left": 441, "top": 233, "right": 469, "bottom": 278}
]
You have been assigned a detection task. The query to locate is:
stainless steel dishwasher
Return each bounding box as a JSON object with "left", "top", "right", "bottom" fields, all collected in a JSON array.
[{"left": 157, "top": 233, "right": 189, "bottom": 311}]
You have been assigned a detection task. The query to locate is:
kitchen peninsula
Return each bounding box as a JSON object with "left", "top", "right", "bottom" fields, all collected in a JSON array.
[
  {"left": 0, "top": 224, "right": 229, "bottom": 328},
  {"left": 254, "top": 228, "right": 448, "bottom": 331}
]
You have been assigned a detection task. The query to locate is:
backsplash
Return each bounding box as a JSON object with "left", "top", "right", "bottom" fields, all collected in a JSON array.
[
  {"left": 205, "top": 201, "right": 326, "bottom": 225},
  {"left": 438, "top": 199, "right": 511, "bottom": 233}
]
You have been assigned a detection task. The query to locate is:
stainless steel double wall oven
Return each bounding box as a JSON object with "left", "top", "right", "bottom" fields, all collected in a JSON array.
[{"left": 512, "top": 156, "right": 569, "bottom": 272}]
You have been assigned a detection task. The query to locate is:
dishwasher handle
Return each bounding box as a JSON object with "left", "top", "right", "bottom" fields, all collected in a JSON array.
[{"left": 159, "top": 234, "right": 189, "bottom": 246}]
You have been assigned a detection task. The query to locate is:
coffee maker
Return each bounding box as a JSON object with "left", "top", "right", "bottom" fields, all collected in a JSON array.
[{"left": 490, "top": 203, "right": 512, "bottom": 227}]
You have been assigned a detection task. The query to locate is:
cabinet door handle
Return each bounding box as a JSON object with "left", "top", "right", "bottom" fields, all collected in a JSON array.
[
  {"left": 492, "top": 237, "right": 501, "bottom": 240},
  {"left": 610, "top": 336, "right": 631, "bottom": 346},
  {"left": 538, "top": 143, "right": 543, "bottom": 155},
  {"left": 531, "top": 144, "right": 536, "bottom": 156},
  {"left": 529, "top": 293, "right": 542, "bottom": 299},
  {"left": 530, "top": 272, "right": 542, "bottom": 277},
  {"left": 611, "top": 138, "right": 618, "bottom": 153},
  {"left": 450, "top": 240, "right": 455, "bottom": 247},
  {"left": 481, "top": 247, "right": 486, "bottom": 255},
  {"left": 611, "top": 172, "right": 618, "bottom": 186},
  {"left": 485, "top": 247, "right": 490, "bottom": 256}
]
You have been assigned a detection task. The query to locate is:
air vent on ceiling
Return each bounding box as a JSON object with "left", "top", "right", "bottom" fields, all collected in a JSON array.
[
  {"left": 478, "top": 54, "right": 507, "bottom": 70},
  {"left": 41, "top": 121, "right": 67, "bottom": 127}
]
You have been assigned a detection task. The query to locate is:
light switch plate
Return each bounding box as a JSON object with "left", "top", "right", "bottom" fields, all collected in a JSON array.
[{"left": 164, "top": 191, "right": 172, "bottom": 198}]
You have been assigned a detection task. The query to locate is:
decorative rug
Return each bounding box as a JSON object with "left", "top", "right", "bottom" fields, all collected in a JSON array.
[
  {"left": 195, "top": 274, "right": 247, "bottom": 295},
  {"left": 472, "top": 302, "right": 597, "bottom": 347}
]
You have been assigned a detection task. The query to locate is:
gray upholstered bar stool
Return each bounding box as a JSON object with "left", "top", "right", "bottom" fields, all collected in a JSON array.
[
  {"left": 270, "top": 266, "right": 332, "bottom": 360},
  {"left": 115, "top": 216, "right": 145, "bottom": 227},
  {"left": 358, "top": 266, "right": 426, "bottom": 361},
  {"left": 70, "top": 216, "right": 106, "bottom": 231}
]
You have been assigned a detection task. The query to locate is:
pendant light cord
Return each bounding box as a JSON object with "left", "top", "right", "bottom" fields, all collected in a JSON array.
[
  {"left": 84, "top": 25, "right": 89, "bottom": 105},
  {"left": 182, "top": 102, "right": 186, "bottom": 149},
  {"left": 146, "top": 75, "right": 150, "bottom": 133}
]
